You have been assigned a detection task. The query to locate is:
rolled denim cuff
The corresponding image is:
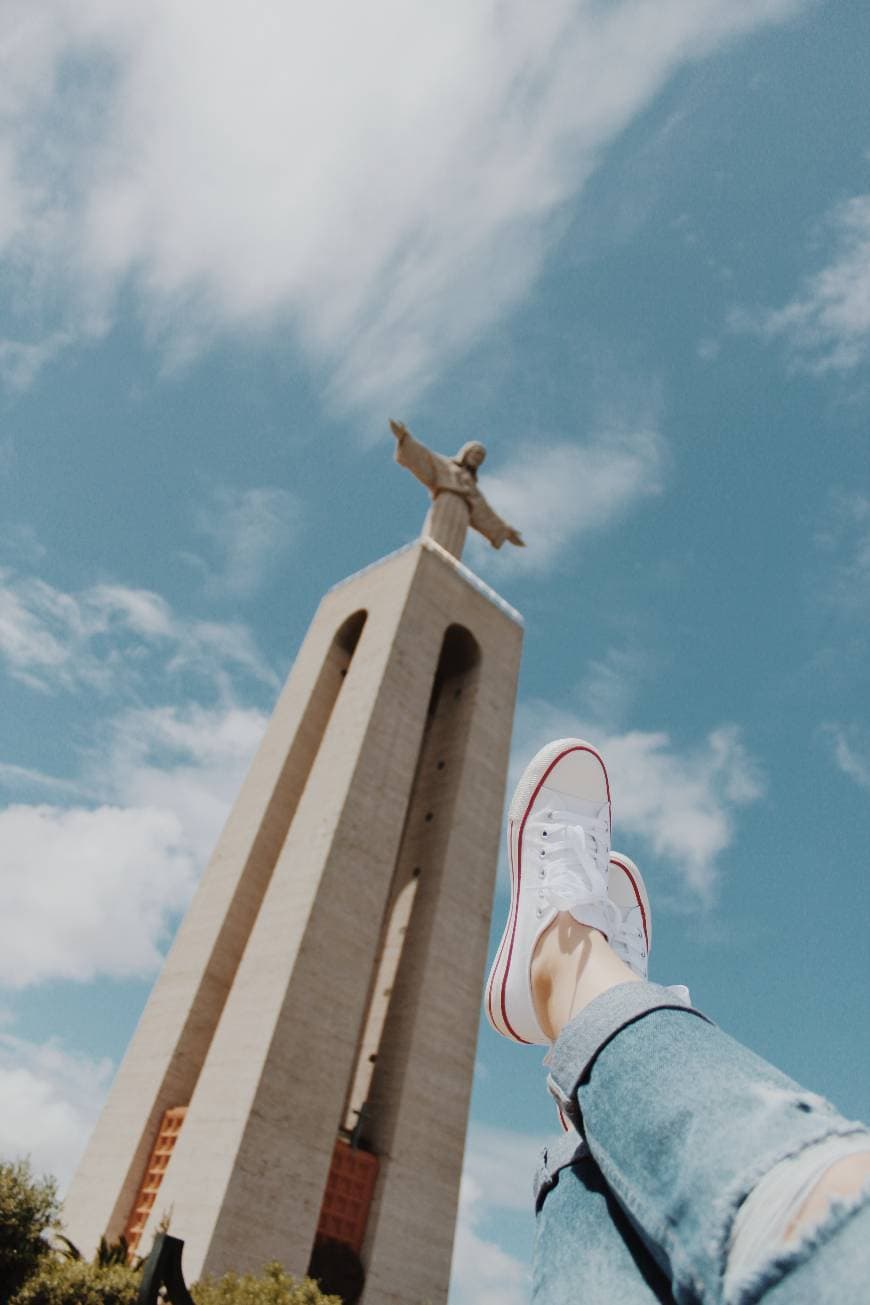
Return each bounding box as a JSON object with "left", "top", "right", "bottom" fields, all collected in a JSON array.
[
  {"left": 532, "top": 1128, "right": 589, "bottom": 1212},
  {"left": 546, "top": 981, "right": 713, "bottom": 1132}
]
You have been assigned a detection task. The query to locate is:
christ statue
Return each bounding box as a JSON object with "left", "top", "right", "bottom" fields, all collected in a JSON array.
[{"left": 390, "top": 419, "right": 525, "bottom": 561}]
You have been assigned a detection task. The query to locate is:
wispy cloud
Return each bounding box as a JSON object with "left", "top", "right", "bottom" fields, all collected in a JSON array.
[
  {"left": 575, "top": 646, "right": 654, "bottom": 729},
  {"left": 470, "top": 425, "right": 665, "bottom": 574},
  {"left": 0, "top": 701, "right": 267, "bottom": 988},
  {"left": 731, "top": 193, "right": 870, "bottom": 373},
  {"left": 0, "top": 0, "right": 808, "bottom": 405},
  {"left": 0, "top": 762, "right": 87, "bottom": 798},
  {"left": 824, "top": 724, "right": 870, "bottom": 793},
  {"left": 0, "top": 567, "right": 277, "bottom": 692},
  {"left": 0, "top": 331, "right": 74, "bottom": 391},
  {"left": 0, "top": 524, "right": 46, "bottom": 566},
  {"left": 813, "top": 489, "right": 870, "bottom": 618},
  {"left": 190, "top": 485, "right": 300, "bottom": 599}
]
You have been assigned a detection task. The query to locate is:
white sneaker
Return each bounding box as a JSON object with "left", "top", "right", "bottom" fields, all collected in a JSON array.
[{"left": 485, "top": 738, "right": 613, "bottom": 1046}]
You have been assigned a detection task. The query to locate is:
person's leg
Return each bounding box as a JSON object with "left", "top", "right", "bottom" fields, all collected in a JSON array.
[
  {"left": 541, "top": 934, "right": 870, "bottom": 1304},
  {"left": 486, "top": 737, "right": 870, "bottom": 1302},
  {"left": 531, "top": 853, "right": 681, "bottom": 1303},
  {"left": 533, "top": 1141, "right": 675, "bottom": 1304}
]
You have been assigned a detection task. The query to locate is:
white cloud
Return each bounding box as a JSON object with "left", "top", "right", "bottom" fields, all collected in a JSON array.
[
  {"left": 825, "top": 725, "right": 870, "bottom": 793},
  {"left": 813, "top": 490, "right": 870, "bottom": 618},
  {"left": 0, "top": 548, "right": 274, "bottom": 990},
  {"left": 732, "top": 193, "right": 870, "bottom": 373},
  {"left": 0, "top": 332, "right": 73, "bottom": 391},
  {"left": 469, "top": 425, "right": 665, "bottom": 573},
  {"left": 459, "top": 1123, "right": 546, "bottom": 1214},
  {"left": 449, "top": 1203, "right": 529, "bottom": 1305},
  {"left": 0, "top": 701, "right": 267, "bottom": 988},
  {"left": 0, "top": 1033, "right": 111, "bottom": 1193},
  {"left": 0, "top": 523, "right": 47, "bottom": 566},
  {"left": 0, "top": 0, "right": 807, "bottom": 405},
  {"left": 0, "top": 803, "right": 193, "bottom": 988},
  {"left": 0, "top": 567, "right": 277, "bottom": 692},
  {"left": 449, "top": 1123, "right": 542, "bottom": 1305},
  {"left": 103, "top": 702, "right": 269, "bottom": 869},
  {"left": 512, "top": 695, "right": 764, "bottom": 900},
  {"left": 192, "top": 485, "right": 300, "bottom": 598}
]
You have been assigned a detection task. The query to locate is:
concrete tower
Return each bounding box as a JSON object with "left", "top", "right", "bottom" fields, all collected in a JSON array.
[{"left": 63, "top": 425, "right": 524, "bottom": 1305}]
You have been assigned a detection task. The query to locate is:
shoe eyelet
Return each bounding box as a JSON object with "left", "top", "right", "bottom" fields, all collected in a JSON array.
[
  {"left": 542, "top": 830, "right": 548, "bottom": 837},
  {"left": 536, "top": 906, "right": 543, "bottom": 917},
  {"left": 538, "top": 867, "right": 545, "bottom": 880},
  {"left": 539, "top": 849, "right": 546, "bottom": 857}
]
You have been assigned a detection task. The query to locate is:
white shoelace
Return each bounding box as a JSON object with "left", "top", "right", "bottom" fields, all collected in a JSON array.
[
  {"left": 532, "top": 807, "right": 620, "bottom": 937},
  {"left": 532, "top": 807, "right": 692, "bottom": 1008}
]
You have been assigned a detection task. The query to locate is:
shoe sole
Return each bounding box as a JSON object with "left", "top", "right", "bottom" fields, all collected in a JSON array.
[{"left": 485, "top": 738, "right": 611, "bottom": 1045}]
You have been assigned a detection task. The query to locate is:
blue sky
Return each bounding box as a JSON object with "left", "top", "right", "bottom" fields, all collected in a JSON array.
[{"left": 1, "top": 1, "right": 869, "bottom": 1300}]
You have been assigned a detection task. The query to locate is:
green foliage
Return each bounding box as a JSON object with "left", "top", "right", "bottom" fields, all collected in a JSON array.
[
  {"left": 1, "top": 1157, "right": 340, "bottom": 1305},
  {"left": 54, "top": 1232, "right": 134, "bottom": 1268},
  {"left": 191, "top": 1261, "right": 341, "bottom": 1305},
  {"left": 94, "top": 1235, "right": 133, "bottom": 1268},
  {"left": 0, "top": 1160, "right": 60, "bottom": 1302},
  {"left": 7, "top": 1256, "right": 140, "bottom": 1305},
  {"left": 52, "top": 1235, "right": 82, "bottom": 1262}
]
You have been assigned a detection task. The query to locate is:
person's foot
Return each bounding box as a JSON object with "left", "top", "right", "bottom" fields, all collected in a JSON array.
[
  {"left": 485, "top": 738, "right": 616, "bottom": 1046},
  {"left": 532, "top": 853, "right": 666, "bottom": 1047},
  {"left": 531, "top": 916, "right": 638, "bottom": 1043}
]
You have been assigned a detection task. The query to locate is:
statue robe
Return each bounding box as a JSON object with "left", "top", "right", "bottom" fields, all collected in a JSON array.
[{"left": 394, "top": 430, "right": 514, "bottom": 549}]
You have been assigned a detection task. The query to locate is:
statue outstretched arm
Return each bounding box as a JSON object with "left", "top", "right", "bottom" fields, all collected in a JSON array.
[
  {"left": 390, "top": 419, "right": 441, "bottom": 494},
  {"left": 468, "top": 495, "right": 525, "bottom": 550}
]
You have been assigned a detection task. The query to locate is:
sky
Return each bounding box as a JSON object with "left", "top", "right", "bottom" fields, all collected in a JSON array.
[{"left": 1, "top": 1, "right": 869, "bottom": 1300}]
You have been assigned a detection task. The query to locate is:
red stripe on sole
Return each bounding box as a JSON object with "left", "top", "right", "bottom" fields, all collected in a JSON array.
[{"left": 486, "top": 819, "right": 516, "bottom": 1033}]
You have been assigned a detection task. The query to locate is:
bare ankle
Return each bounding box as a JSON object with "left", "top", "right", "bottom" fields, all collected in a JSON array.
[{"left": 531, "top": 914, "right": 639, "bottom": 1042}]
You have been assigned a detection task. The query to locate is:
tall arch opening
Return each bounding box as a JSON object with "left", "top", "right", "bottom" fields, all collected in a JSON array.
[{"left": 339, "top": 623, "right": 480, "bottom": 1142}]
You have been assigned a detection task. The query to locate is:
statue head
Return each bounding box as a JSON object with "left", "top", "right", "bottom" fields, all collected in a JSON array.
[{"left": 455, "top": 441, "right": 486, "bottom": 473}]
